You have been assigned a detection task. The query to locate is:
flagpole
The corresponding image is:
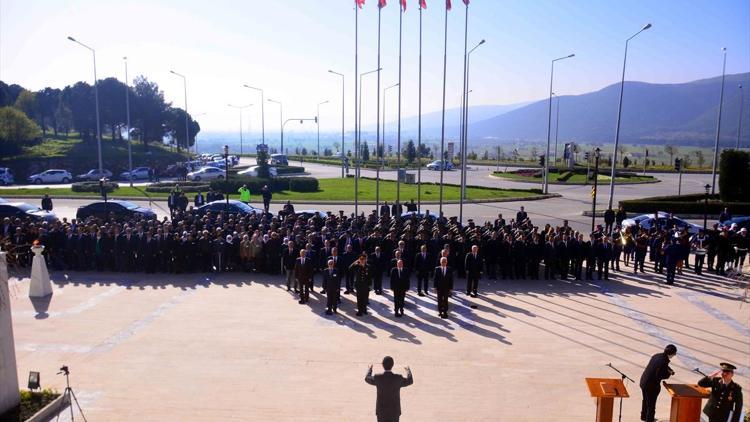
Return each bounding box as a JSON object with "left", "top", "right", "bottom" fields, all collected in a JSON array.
[
  {"left": 397, "top": 1, "right": 403, "bottom": 208},
  {"left": 376, "top": 5, "right": 382, "bottom": 214},
  {"left": 354, "top": 3, "right": 360, "bottom": 217},
  {"left": 417, "top": 3, "right": 423, "bottom": 213},
  {"left": 459, "top": 1, "right": 468, "bottom": 224},
  {"left": 439, "top": 2, "right": 449, "bottom": 217}
]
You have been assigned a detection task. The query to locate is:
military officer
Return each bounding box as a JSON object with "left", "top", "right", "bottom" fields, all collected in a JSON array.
[{"left": 697, "top": 362, "right": 743, "bottom": 422}]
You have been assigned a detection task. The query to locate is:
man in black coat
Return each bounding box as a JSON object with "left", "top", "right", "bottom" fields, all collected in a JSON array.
[
  {"left": 370, "top": 246, "right": 386, "bottom": 294},
  {"left": 294, "top": 249, "right": 314, "bottom": 304},
  {"left": 413, "top": 245, "right": 432, "bottom": 296},
  {"left": 639, "top": 344, "right": 676, "bottom": 422},
  {"left": 323, "top": 259, "right": 341, "bottom": 315},
  {"left": 365, "top": 356, "right": 414, "bottom": 422},
  {"left": 433, "top": 257, "right": 453, "bottom": 318},
  {"left": 464, "top": 245, "right": 483, "bottom": 297},
  {"left": 597, "top": 236, "right": 612, "bottom": 280},
  {"left": 390, "top": 259, "right": 410, "bottom": 317}
]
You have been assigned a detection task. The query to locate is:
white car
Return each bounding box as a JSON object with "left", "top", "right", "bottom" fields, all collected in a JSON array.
[
  {"left": 76, "top": 169, "right": 113, "bottom": 181},
  {"left": 237, "top": 166, "right": 278, "bottom": 178},
  {"left": 0, "top": 167, "right": 14, "bottom": 185},
  {"left": 426, "top": 160, "right": 454, "bottom": 171},
  {"left": 187, "top": 166, "right": 225, "bottom": 181},
  {"left": 119, "top": 167, "right": 151, "bottom": 181},
  {"left": 621, "top": 211, "right": 703, "bottom": 236},
  {"left": 27, "top": 169, "right": 73, "bottom": 184}
]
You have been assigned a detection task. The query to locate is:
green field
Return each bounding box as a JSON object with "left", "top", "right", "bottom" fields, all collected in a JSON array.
[
  {"left": 0, "top": 178, "right": 540, "bottom": 202},
  {"left": 492, "top": 171, "right": 656, "bottom": 184}
]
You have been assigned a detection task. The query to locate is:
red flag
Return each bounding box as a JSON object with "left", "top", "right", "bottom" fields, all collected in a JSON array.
[
  {"left": 463, "top": 0, "right": 469, "bottom": 4},
  {"left": 356, "top": 0, "right": 365, "bottom": 8},
  {"left": 378, "top": 0, "right": 386, "bottom": 8},
  {"left": 419, "top": 0, "right": 426, "bottom": 8},
  {"left": 401, "top": 0, "right": 407, "bottom": 11},
  {"left": 446, "top": 0, "right": 451, "bottom": 10}
]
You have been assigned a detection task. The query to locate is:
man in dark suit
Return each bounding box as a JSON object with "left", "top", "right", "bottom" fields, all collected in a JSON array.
[
  {"left": 370, "top": 246, "right": 386, "bottom": 294},
  {"left": 433, "top": 257, "right": 453, "bottom": 318},
  {"left": 413, "top": 245, "right": 432, "bottom": 297},
  {"left": 294, "top": 249, "right": 314, "bottom": 304},
  {"left": 323, "top": 259, "right": 341, "bottom": 315},
  {"left": 639, "top": 344, "right": 677, "bottom": 422},
  {"left": 365, "top": 356, "right": 414, "bottom": 422},
  {"left": 464, "top": 245, "right": 483, "bottom": 297},
  {"left": 390, "top": 259, "right": 410, "bottom": 317},
  {"left": 597, "top": 236, "right": 612, "bottom": 280},
  {"left": 282, "top": 241, "right": 298, "bottom": 292}
]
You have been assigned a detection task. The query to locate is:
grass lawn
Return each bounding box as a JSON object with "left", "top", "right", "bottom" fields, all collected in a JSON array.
[
  {"left": 492, "top": 171, "right": 656, "bottom": 184},
  {"left": 0, "top": 178, "right": 539, "bottom": 202}
]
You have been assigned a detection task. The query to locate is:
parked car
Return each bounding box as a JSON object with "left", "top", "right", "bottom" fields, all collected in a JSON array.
[
  {"left": 187, "top": 166, "right": 225, "bottom": 181},
  {"left": 295, "top": 210, "right": 328, "bottom": 220},
  {"left": 76, "top": 200, "right": 156, "bottom": 221},
  {"left": 401, "top": 211, "right": 437, "bottom": 222},
  {"left": 620, "top": 211, "right": 702, "bottom": 235},
  {"left": 119, "top": 167, "right": 151, "bottom": 181},
  {"left": 270, "top": 154, "right": 289, "bottom": 166},
  {"left": 0, "top": 202, "right": 58, "bottom": 223},
  {"left": 426, "top": 160, "right": 453, "bottom": 171},
  {"left": 237, "top": 166, "right": 278, "bottom": 178},
  {"left": 0, "top": 167, "right": 15, "bottom": 186},
  {"left": 194, "top": 200, "right": 263, "bottom": 216},
  {"left": 720, "top": 216, "right": 750, "bottom": 231},
  {"left": 76, "top": 169, "right": 113, "bottom": 181},
  {"left": 27, "top": 169, "right": 73, "bottom": 184}
]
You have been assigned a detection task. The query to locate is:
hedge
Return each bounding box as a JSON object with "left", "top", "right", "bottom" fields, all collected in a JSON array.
[
  {"left": 276, "top": 165, "right": 305, "bottom": 175},
  {"left": 718, "top": 149, "right": 750, "bottom": 202},
  {"left": 71, "top": 181, "right": 119, "bottom": 193},
  {"left": 145, "top": 185, "right": 209, "bottom": 193},
  {"left": 556, "top": 171, "right": 574, "bottom": 182},
  {"left": 210, "top": 176, "right": 319, "bottom": 194},
  {"left": 619, "top": 193, "right": 750, "bottom": 215}
]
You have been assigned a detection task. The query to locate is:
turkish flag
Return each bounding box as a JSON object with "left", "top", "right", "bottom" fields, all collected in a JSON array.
[
  {"left": 419, "top": 0, "right": 426, "bottom": 8},
  {"left": 446, "top": 0, "right": 451, "bottom": 10},
  {"left": 356, "top": 0, "right": 365, "bottom": 8},
  {"left": 379, "top": 0, "right": 387, "bottom": 8},
  {"left": 463, "top": 0, "right": 469, "bottom": 4},
  {"left": 401, "top": 0, "right": 407, "bottom": 11}
]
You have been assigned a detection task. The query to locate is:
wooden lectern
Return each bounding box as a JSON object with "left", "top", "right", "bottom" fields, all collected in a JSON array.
[
  {"left": 662, "top": 383, "right": 709, "bottom": 422},
  {"left": 585, "top": 378, "right": 629, "bottom": 422}
]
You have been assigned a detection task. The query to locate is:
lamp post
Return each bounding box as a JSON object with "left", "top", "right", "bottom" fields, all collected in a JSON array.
[
  {"left": 227, "top": 104, "right": 252, "bottom": 156},
  {"left": 243, "top": 85, "right": 265, "bottom": 146},
  {"left": 459, "top": 39, "right": 485, "bottom": 224},
  {"left": 543, "top": 53, "right": 575, "bottom": 195},
  {"left": 356, "top": 68, "right": 381, "bottom": 217},
  {"left": 123, "top": 56, "right": 133, "bottom": 187},
  {"left": 327, "top": 70, "right": 346, "bottom": 177},
  {"left": 711, "top": 47, "right": 727, "bottom": 195},
  {"left": 224, "top": 145, "right": 229, "bottom": 205},
  {"left": 737, "top": 84, "right": 744, "bottom": 149},
  {"left": 316, "top": 100, "right": 329, "bottom": 158},
  {"left": 67, "top": 36, "right": 103, "bottom": 174},
  {"left": 553, "top": 93, "right": 560, "bottom": 165},
  {"left": 380, "top": 82, "right": 399, "bottom": 212},
  {"left": 591, "top": 147, "right": 601, "bottom": 231},
  {"left": 703, "top": 184, "right": 711, "bottom": 230},
  {"left": 281, "top": 118, "right": 317, "bottom": 159},
  {"left": 169, "top": 70, "right": 191, "bottom": 157},
  {"left": 268, "top": 99, "right": 283, "bottom": 153},
  {"left": 608, "top": 23, "right": 652, "bottom": 210}
]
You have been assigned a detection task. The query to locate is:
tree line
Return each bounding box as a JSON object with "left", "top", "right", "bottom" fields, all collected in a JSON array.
[{"left": 0, "top": 76, "right": 200, "bottom": 155}]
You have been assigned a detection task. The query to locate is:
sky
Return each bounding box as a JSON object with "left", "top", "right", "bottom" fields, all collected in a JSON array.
[{"left": 1, "top": 0, "right": 749, "bottom": 143}]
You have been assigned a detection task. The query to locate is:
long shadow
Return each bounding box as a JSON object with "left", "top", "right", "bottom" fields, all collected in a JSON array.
[{"left": 451, "top": 296, "right": 512, "bottom": 345}]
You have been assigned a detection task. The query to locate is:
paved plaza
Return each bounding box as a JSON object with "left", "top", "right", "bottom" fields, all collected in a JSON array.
[{"left": 7, "top": 263, "right": 749, "bottom": 421}]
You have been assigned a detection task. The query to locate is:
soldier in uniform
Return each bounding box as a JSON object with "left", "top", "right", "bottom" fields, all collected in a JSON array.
[
  {"left": 350, "top": 253, "right": 372, "bottom": 316},
  {"left": 697, "top": 363, "right": 743, "bottom": 422}
]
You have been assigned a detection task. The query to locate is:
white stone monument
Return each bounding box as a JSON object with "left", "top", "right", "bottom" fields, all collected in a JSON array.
[
  {"left": 29, "top": 245, "right": 53, "bottom": 298},
  {"left": 0, "top": 251, "right": 21, "bottom": 415}
]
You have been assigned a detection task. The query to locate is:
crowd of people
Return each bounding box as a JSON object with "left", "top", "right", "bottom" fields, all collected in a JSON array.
[{"left": 1, "top": 198, "right": 747, "bottom": 318}]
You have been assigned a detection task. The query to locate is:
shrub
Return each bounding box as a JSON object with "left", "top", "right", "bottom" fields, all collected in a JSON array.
[
  {"left": 71, "top": 181, "right": 119, "bottom": 193},
  {"left": 718, "top": 149, "right": 750, "bottom": 202},
  {"left": 145, "top": 185, "right": 209, "bottom": 193},
  {"left": 556, "top": 171, "right": 574, "bottom": 182},
  {"left": 209, "top": 176, "right": 319, "bottom": 194},
  {"left": 288, "top": 177, "right": 319, "bottom": 192},
  {"left": 275, "top": 165, "right": 305, "bottom": 175},
  {"left": 619, "top": 193, "right": 750, "bottom": 215}
]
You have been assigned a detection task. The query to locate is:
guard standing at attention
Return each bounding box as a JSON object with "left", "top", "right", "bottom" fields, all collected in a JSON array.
[{"left": 697, "top": 363, "right": 743, "bottom": 422}]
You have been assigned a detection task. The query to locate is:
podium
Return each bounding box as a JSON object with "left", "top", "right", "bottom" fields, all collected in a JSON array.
[
  {"left": 662, "top": 383, "right": 709, "bottom": 422},
  {"left": 585, "top": 378, "right": 629, "bottom": 422}
]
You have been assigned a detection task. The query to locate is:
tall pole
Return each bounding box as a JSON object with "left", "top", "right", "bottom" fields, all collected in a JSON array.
[
  {"left": 381, "top": 82, "right": 399, "bottom": 212},
  {"left": 228, "top": 104, "right": 252, "bottom": 156},
  {"left": 553, "top": 94, "right": 560, "bottom": 165},
  {"left": 544, "top": 54, "right": 574, "bottom": 195},
  {"left": 67, "top": 37, "right": 103, "bottom": 173},
  {"left": 417, "top": 3, "right": 423, "bottom": 213},
  {"left": 736, "top": 84, "right": 743, "bottom": 149},
  {"left": 354, "top": 4, "right": 359, "bottom": 217},
  {"left": 438, "top": 3, "right": 449, "bottom": 217},
  {"left": 459, "top": 2, "right": 469, "bottom": 224},
  {"left": 711, "top": 48, "right": 727, "bottom": 195},
  {"left": 169, "top": 70, "right": 190, "bottom": 156},
  {"left": 376, "top": 3, "right": 383, "bottom": 213},
  {"left": 357, "top": 68, "right": 381, "bottom": 217},
  {"left": 327, "top": 71, "right": 345, "bottom": 177},
  {"left": 608, "top": 24, "right": 652, "bottom": 209},
  {"left": 317, "top": 100, "right": 329, "bottom": 158},
  {"left": 592, "top": 149, "right": 600, "bottom": 231},
  {"left": 396, "top": 1, "right": 404, "bottom": 206},
  {"left": 124, "top": 57, "right": 132, "bottom": 187},
  {"left": 243, "top": 85, "right": 265, "bottom": 146},
  {"left": 268, "top": 99, "right": 283, "bottom": 153},
  {"left": 460, "top": 39, "right": 485, "bottom": 224}
]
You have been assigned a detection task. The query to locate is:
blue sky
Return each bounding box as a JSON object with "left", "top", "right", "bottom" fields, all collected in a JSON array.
[{"left": 1, "top": 0, "right": 749, "bottom": 138}]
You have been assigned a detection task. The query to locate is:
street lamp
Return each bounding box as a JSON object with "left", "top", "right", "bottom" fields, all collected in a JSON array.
[
  {"left": 228, "top": 104, "right": 253, "bottom": 156},
  {"left": 543, "top": 53, "right": 575, "bottom": 195},
  {"left": 67, "top": 36, "right": 103, "bottom": 174},
  {"left": 737, "top": 84, "right": 744, "bottom": 149},
  {"left": 281, "top": 117, "right": 317, "bottom": 158},
  {"left": 224, "top": 144, "right": 229, "bottom": 205},
  {"left": 123, "top": 56, "right": 133, "bottom": 187},
  {"left": 710, "top": 47, "right": 727, "bottom": 195},
  {"left": 169, "top": 70, "right": 191, "bottom": 156},
  {"left": 317, "top": 100, "right": 329, "bottom": 158},
  {"left": 608, "top": 23, "right": 652, "bottom": 210},
  {"left": 553, "top": 93, "right": 561, "bottom": 165},
  {"left": 459, "top": 38, "right": 486, "bottom": 224},
  {"left": 379, "top": 82, "right": 399, "bottom": 213},
  {"left": 327, "top": 70, "right": 346, "bottom": 178},
  {"left": 703, "top": 184, "right": 711, "bottom": 230},
  {"left": 356, "top": 67, "right": 381, "bottom": 217},
  {"left": 243, "top": 85, "right": 265, "bottom": 146},
  {"left": 591, "top": 147, "right": 601, "bottom": 231},
  {"left": 268, "top": 98, "right": 283, "bottom": 153}
]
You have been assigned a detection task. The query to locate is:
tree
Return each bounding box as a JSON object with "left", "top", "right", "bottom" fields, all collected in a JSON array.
[
  {"left": 0, "top": 106, "right": 42, "bottom": 155},
  {"left": 14, "top": 89, "right": 36, "bottom": 120},
  {"left": 718, "top": 150, "right": 750, "bottom": 201},
  {"left": 468, "top": 151, "right": 478, "bottom": 160},
  {"left": 35, "top": 87, "right": 61, "bottom": 137},
  {"left": 694, "top": 150, "right": 706, "bottom": 168},
  {"left": 62, "top": 82, "right": 96, "bottom": 142},
  {"left": 97, "top": 77, "right": 127, "bottom": 141},
  {"left": 332, "top": 141, "right": 340, "bottom": 153},
  {"left": 482, "top": 150, "right": 489, "bottom": 160},
  {"left": 362, "top": 142, "right": 370, "bottom": 161},
  {"left": 132, "top": 76, "right": 168, "bottom": 149},
  {"left": 405, "top": 139, "right": 416, "bottom": 164},
  {"left": 323, "top": 147, "right": 332, "bottom": 157},
  {"left": 301, "top": 147, "right": 308, "bottom": 156},
  {"left": 529, "top": 146, "right": 538, "bottom": 160},
  {"left": 622, "top": 156, "right": 630, "bottom": 168},
  {"left": 664, "top": 145, "right": 677, "bottom": 164},
  {"left": 164, "top": 107, "right": 200, "bottom": 150}
]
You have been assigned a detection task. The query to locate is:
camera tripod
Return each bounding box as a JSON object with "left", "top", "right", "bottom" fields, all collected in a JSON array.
[{"left": 56, "top": 366, "right": 88, "bottom": 422}]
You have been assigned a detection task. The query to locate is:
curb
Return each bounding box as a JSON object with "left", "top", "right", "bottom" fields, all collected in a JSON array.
[{"left": 489, "top": 174, "right": 661, "bottom": 185}]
